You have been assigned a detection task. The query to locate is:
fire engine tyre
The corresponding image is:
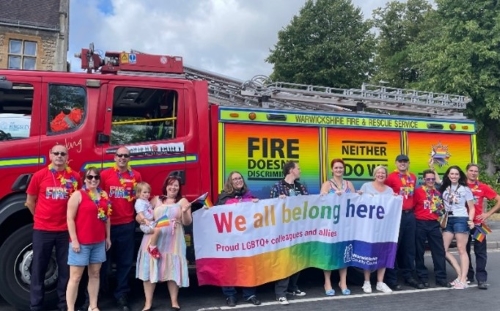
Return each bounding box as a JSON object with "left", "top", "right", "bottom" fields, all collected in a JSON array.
[{"left": 0, "top": 224, "right": 58, "bottom": 311}]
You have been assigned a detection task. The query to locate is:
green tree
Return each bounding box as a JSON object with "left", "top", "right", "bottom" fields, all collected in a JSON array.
[
  {"left": 266, "top": 0, "right": 375, "bottom": 88},
  {"left": 371, "top": 0, "right": 434, "bottom": 87},
  {"left": 409, "top": 0, "right": 500, "bottom": 175}
]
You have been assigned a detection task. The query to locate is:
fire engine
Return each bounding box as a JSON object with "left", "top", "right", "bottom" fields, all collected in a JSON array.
[{"left": 0, "top": 43, "right": 475, "bottom": 310}]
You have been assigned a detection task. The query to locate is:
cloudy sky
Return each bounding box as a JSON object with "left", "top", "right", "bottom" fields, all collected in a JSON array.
[{"left": 69, "top": 0, "right": 398, "bottom": 81}]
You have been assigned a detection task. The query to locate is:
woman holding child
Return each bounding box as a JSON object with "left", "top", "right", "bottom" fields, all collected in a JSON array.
[{"left": 136, "top": 176, "right": 192, "bottom": 311}]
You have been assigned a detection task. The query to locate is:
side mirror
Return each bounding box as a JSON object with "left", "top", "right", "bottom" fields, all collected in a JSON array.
[
  {"left": 0, "top": 77, "right": 13, "bottom": 90},
  {"left": 97, "top": 133, "right": 110, "bottom": 144}
]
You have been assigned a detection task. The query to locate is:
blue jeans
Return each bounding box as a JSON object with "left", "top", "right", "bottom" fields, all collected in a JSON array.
[
  {"left": 68, "top": 241, "right": 106, "bottom": 266},
  {"left": 444, "top": 217, "right": 469, "bottom": 234},
  {"left": 222, "top": 286, "right": 256, "bottom": 300},
  {"left": 100, "top": 222, "right": 135, "bottom": 300}
]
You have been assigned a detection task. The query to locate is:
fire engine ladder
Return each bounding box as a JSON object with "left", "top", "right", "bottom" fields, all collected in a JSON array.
[
  {"left": 183, "top": 66, "right": 349, "bottom": 112},
  {"left": 129, "top": 50, "right": 471, "bottom": 118},
  {"left": 184, "top": 66, "right": 470, "bottom": 118}
]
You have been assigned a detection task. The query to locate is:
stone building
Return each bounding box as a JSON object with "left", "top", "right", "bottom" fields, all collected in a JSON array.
[{"left": 0, "top": 0, "right": 69, "bottom": 71}]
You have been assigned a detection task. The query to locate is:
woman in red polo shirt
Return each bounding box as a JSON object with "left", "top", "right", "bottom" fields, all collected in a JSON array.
[{"left": 66, "top": 167, "right": 112, "bottom": 311}]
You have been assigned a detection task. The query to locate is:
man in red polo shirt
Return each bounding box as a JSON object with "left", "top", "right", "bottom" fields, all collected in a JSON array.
[
  {"left": 26, "top": 144, "right": 81, "bottom": 311},
  {"left": 99, "top": 147, "right": 142, "bottom": 311},
  {"left": 384, "top": 154, "right": 423, "bottom": 290},
  {"left": 465, "top": 163, "right": 500, "bottom": 290},
  {"left": 414, "top": 169, "right": 451, "bottom": 288}
]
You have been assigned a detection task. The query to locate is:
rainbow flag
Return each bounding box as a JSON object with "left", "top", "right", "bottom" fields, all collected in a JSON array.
[
  {"left": 474, "top": 229, "right": 485, "bottom": 243},
  {"left": 191, "top": 192, "right": 213, "bottom": 207},
  {"left": 155, "top": 214, "right": 170, "bottom": 228},
  {"left": 481, "top": 223, "right": 492, "bottom": 234},
  {"left": 204, "top": 196, "right": 213, "bottom": 208}
]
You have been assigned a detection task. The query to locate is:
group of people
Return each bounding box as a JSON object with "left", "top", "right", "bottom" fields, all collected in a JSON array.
[
  {"left": 215, "top": 155, "right": 500, "bottom": 307},
  {"left": 26, "top": 144, "right": 190, "bottom": 311},
  {"left": 26, "top": 144, "right": 500, "bottom": 311}
]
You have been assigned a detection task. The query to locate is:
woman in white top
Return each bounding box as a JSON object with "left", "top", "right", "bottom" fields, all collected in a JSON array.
[
  {"left": 320, "top": 159, "right": 355, "bottom": 296},
  {"left": 358, "top": 165, "right": 394, "bottom": 294},
  {"left": 438, "top": 166, "right": 475, "bottom": 289}
]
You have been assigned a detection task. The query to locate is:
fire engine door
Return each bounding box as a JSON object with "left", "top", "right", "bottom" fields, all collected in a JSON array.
[{"left": 103, "top": 81, "right": 187, "bottom": 194}]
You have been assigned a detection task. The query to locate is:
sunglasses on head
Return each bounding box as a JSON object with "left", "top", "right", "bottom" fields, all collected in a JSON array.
[
  {"left": 52, "top": 152, "right": 67, "bottom": 156},
  {"left": 116, "top": 153, "right": 130, "bottom": 158},
  {"left": 86, "top": 175, "right": 100, "bottom": 180}
]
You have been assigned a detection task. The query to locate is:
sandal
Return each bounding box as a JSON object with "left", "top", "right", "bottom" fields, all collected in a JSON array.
[
  {"left": 339, "top": 283, "right": 351, "bottom": 295},
  {"left": 325, "top": 288, "right": 335, "bottom": 296}
]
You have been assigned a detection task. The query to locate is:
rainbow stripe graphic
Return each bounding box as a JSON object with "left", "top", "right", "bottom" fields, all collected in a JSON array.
[
  {"left": 155, "top": 214, "right": 170, "bottom": 228},
  {"left": 219, "top": 113, "right": 475, "bottom": 196},
  {"left": 196, "top": 240, "right": 397, "bottom": 286},
  {"left": 221, "top": 124, "right": 321, "bottom": 197}
]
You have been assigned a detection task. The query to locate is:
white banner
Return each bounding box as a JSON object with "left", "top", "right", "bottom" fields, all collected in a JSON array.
[{"left": 193, "top": 193, "right": 403, "bottom": 286}]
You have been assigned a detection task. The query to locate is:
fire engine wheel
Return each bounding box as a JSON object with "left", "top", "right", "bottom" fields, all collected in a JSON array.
[{"left": 0, "top": 224, "right": 58, "bottom": 311}]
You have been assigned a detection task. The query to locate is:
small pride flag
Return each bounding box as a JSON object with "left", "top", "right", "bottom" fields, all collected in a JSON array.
[
  {"left": 473, "top": 223, "right": 492, "bottom": 242},
  {"left": 155, "top": 214, "right": 170, "bottom": 228},
  {"left": 473, "top": 229, "right": 485, "bottom": 243},
  {"left": 481, "top": 223, "right": 492, "bottom": 234},
  {"left": 191, "top": 192, "right": 213, "bottom": 208}
]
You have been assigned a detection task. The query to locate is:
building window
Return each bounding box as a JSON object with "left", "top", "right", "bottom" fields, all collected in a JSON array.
[{"left": 8, "top": 40, "right": 37, "bottom": 70}]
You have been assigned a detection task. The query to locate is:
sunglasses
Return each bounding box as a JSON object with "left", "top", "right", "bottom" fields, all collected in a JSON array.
[
  {"left": 425, "top": 178, "right": 436, "bottom": 181},
  {"left": 52, "top": 152, "right": 67, "bottom": 156},
  {"left": 116, "top": 153, "right": 131, "bottom": 158},
  {"left": 86, "top": 175, "right": 100, "bottom": 180}
]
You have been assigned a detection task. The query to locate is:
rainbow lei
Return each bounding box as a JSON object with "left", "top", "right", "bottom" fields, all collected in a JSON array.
[
  {"left": 423, "top": 185, "right": 444, "bottom": 216},
  {"left": 113, "top": 165, "right": 137, "bottom": 202},
  {"left": 84, "top": 186, "right": 112, "bottom": 222},
  {"left": 48, "top": 164, "right": 78, "bottom": 195},
  {"left": 397, "top": 171, "right": 415, "bottom": 196}
]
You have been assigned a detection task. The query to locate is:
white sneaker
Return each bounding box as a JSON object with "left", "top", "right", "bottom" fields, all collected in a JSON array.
[
  {"left": 362, "top": 281, "right": 372, "bottom": 293},
  {"left": 276, "top": 297, "right": 289, "bottom": 305},
  {"left": 286, "top": 289, "right": 306, "bottom": 296},
  {"left": 376, "top": 282, "right": 393, "bottom": 293}
]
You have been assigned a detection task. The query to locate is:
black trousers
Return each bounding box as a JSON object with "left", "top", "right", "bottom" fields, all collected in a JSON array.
[
  {"left": 274, "top": 272, "right": 300, "bottom": 298},
  {"left": 30, "top": 230, "right": 69, "bottom": 311},
  {"left": 467, "top": 227, "right": 488, "bottom": 283},
  {"left": 415, "top": 220, "right": 447, "bottom": 282},
  {"left": 384, "top": 211, "right": 416, "bottom": 285}
]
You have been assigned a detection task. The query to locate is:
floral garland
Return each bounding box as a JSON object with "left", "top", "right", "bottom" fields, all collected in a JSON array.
[
  {"left": 48, "top": 164, "right": 78, "bottom": 195},
  {"left": 397, "top": 170, "right": 415, "bottom": 196},
  {"left": 422, "top": 185, "right": 444, "bottom": 216},
  {"left": 113, "top": 165, "right": 137, "bottom": 202},
  {"left": 84, "top": 186, "right": 112, "bottom": 222}
]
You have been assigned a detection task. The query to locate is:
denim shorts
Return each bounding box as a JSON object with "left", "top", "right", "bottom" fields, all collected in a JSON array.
[
  {"left": 444, "top": 216, "right": 469, "bottom": 234},
  {"left": 68, "top": 241, "right": 106, "bottom": 266}
]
